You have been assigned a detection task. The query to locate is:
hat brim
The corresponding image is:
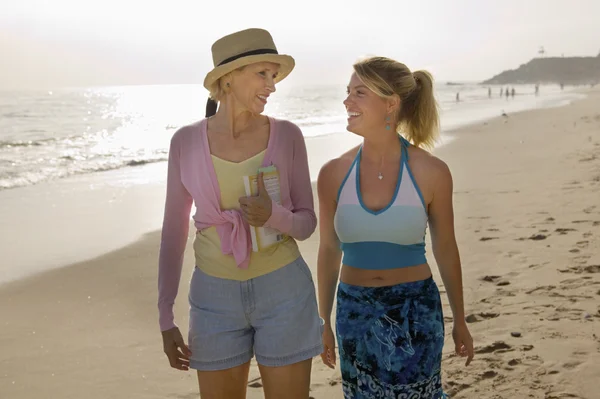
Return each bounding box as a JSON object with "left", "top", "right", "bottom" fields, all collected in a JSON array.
[{"left": 203, "top": 54, "right": 295, "bottom": 91}]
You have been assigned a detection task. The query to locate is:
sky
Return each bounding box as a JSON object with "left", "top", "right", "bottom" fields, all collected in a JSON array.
[{"left": 0, "top": 0, "right": 598, "bottom": 89}]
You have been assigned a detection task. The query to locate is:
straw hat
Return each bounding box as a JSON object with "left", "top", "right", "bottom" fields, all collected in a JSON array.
[{"left": 203, "top": 28, "right": 295, "bottom": 91}]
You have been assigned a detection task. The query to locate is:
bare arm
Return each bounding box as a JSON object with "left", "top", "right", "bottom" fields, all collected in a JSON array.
[
  {"left": 428, "top": 160, "right": 464, "bottom": 322},
  {"left": 316, "top": 160, "right": 342, "bottom": 326},
  {"left": 428, "top": 159, "right": 474, "bottom": 365}
]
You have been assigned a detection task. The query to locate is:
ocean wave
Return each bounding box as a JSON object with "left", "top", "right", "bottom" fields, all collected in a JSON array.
[
  {"left": 2, "top": 112, "right": 35, "bottom": 119},
  {"left": 0, "top": 138, "right": 56, "bottom": 148},
  {"left": 0, "top": 156, "right": 168, "bottom": 191}
]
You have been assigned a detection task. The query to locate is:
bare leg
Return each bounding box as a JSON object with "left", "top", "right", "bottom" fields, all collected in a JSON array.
[
  {"left": 196, "top": 361, "right": 251, "bottom": 399},
  {"left": 258, "top": 358, "right": 313, "bottom": 399}
]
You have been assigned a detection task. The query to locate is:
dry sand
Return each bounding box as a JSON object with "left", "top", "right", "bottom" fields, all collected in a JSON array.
[{"left": 1, "top": 89, "right": 599, "bottom": 398}]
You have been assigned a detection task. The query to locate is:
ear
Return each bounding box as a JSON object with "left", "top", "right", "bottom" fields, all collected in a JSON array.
[
  {"left": 387, "top": 93, "right": 401, "bottom": 114},
  {"left": 220, "top": 71, "right": 235, "bottom": 92}
]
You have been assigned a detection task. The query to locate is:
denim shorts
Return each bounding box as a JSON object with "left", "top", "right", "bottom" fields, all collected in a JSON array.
[{"left": 188, "top": 256, "right": 324, "bottom": 371}]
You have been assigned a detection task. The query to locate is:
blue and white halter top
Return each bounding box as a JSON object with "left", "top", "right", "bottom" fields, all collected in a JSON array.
[{"left": 333, "top": 136, "right": 428, "bottom": 270}]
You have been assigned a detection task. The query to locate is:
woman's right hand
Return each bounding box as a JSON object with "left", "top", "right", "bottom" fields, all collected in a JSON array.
[
  {"left": 320, "top": 324, "right": 337, "bottom": 369},
  {"left": 161, "top": 327, "right": 192, "bottom": 371}
]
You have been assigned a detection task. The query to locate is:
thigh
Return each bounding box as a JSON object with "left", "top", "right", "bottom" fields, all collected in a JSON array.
[
  {"left": 188, "top": 267, "right": 253, "bottom": 370},
  {"left": 251, "top": 257, "right": 323, "bottom": 367},
  {"left": 258, "top": 358, "right": 312, "bottom": 399},
  {"left": 197, "top": 361, "right": 251, "bottom": 399}
]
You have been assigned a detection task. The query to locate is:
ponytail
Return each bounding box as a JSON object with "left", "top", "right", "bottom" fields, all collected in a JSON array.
[{"left": 398, "top": 70, "right": 439, "bottom": 149}]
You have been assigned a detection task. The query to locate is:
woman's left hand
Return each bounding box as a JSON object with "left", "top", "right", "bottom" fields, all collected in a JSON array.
[
  {"left": 239, "top": 173, "right": 273, "bottom": 227},
  {"left": 452, "top": 320, "right": 474, "bottom": 366}
]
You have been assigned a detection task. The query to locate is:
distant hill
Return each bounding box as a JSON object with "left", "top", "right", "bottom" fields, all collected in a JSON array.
[{"left": 482, "top": 53, "right": 600, "bottom": 85}]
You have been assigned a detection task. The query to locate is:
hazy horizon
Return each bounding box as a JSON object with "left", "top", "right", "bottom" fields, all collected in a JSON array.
[{"left": 1, "top": 0, "right": 599, "bottom": 90}]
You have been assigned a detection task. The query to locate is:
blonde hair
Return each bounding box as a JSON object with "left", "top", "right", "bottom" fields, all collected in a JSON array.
[
  {"left": 208, "top": 66, "right": 246, "bottom": 102},
  {"left": 353, "top": 56, "right": 439, "bottom": 149}
]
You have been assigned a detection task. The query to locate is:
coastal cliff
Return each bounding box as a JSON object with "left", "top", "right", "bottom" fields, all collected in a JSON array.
[{"left": 482, "top": 53, "right": 600, "bottom": 85}]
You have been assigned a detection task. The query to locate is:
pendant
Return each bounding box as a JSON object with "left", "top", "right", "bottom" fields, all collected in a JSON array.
[{"left": 378, "top": 172, "right": 383, "bottom": 180}]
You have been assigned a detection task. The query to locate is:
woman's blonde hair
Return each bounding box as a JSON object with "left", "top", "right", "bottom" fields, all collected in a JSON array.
[
  {"left": 353, "top": 56, "right": 439, "bottom": 149},
  {"left": 207, "top": 66, "right": 246, "bottom": 102}
]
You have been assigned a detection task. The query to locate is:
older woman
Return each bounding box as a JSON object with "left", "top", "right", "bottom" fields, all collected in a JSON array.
[
  {"left": 317, "top": 56, "right": 474, "bottom": 398},
  {"left": 158, "top": 28, "right": 322, "bottom": 399}
]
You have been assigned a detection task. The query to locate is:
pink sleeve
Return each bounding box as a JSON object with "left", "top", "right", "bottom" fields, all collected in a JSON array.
[
  {"left": 264, "top": 126, "right": 317, "bottom": 240},
  {"left": 157, "top": 131, "right": 193, "bottom": 331}
]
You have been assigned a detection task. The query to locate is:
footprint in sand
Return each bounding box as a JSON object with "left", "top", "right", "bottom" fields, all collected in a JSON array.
[
  {"left": 584, "top": 265, "right": 600, "bottom": 273},
  {"left": 480, "top": 275, "right": 501, "bottom": 283},
  {"left": 523, "top": 304, "right": 555, "bottom": 316},
  {"left": 475, "top": 341, "right": 514, "bottom": 354},
  {"left": 480, "top": 370, "right": 498, "bottom": 379},
  {"left": 573, "top": 220, "right": 600, "bottom": 227},
  {"left": 562, "top": 361, "right": 583, "bottom": 370},
  {"left": 517, "top": 234, "right": 548, "bottom": 241},
  {"left": 555, "top": 228, "right": 577, "bottom": 235},
  {"left": 558, "top": 265, "right": 600, "bottom": 274},
  {"left": 444, "top": 381, "right": 472, "bottom": 398},
  {"left": 572, "top": 255, "right": 591, "bottom": 264},
  {"left": 545, "top": 392, "right": 584, "bottom": 398},
  {"left": 583, "top": 206, "right": 597, "bottom": 214},
  {"left": 579, "top": 155, "right": 597, "bottom": 162},
  {"left": 480, "top": 236, "right": 500, "bottom": 241},
  {"left": 526, "top": 285, "right": 556, "bottom": 295},
  {"left": 465, "top": 312, "right": 500, "bottom": 323}
]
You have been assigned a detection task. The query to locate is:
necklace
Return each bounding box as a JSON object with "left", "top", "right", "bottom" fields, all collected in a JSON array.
[{"left": 378, "top": 154, "right": 385, "bottom": 180}]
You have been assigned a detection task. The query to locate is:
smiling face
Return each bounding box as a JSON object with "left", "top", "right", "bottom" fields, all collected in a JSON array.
[
  {"left": 344, "top": 72, "right": 396, "bottom": 137},
  {"left": 226, "top": 62, "right": 280, "bottom": 115}
]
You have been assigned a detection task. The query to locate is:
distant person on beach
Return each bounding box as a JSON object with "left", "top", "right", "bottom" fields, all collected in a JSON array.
[
  {"left": 500, "top": 87, "right": 503, "bottom": 96},
  {"left": 488, "top": 87, "right": 492, "bottom": 98},
  {"left": 506, "top": 88, "right": 510, "bottom": 99},
  {"left": 511, "top": 88, "right": 515, "bottom": 98},
  {"left": 535, "top": 84, "right": 540, "bottom": 96},
  {"left": 317, "top": 56, "right": 474, "bottom": 398},
  {"left": 158, "top": 28, "right": 322, "bottom": 398},
  {"left": 456, "top": 92, "right": 460, "bottom": 102}
]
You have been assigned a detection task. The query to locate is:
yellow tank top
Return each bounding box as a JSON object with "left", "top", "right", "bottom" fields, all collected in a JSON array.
[{"left": 194, "top": 150, "right": 300, "bottom": 280}]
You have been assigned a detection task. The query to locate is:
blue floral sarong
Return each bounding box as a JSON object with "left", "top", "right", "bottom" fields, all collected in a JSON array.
[{"left": 336, "top": 277, "right": 447, "bottom": 398}]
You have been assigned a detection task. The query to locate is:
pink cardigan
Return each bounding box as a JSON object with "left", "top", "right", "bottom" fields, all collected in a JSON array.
[{"left": 157, "top": 117, "right": 317, "bottom": 331}]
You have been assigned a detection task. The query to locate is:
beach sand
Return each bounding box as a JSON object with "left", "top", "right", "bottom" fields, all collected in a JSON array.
[{"left": 1, "top": 88, "right": 599, "bottom": 398}]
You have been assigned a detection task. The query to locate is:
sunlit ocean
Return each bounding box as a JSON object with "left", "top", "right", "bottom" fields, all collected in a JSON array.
[{"left": 0, "top": 82, "right": 583, "bottom": 190}]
